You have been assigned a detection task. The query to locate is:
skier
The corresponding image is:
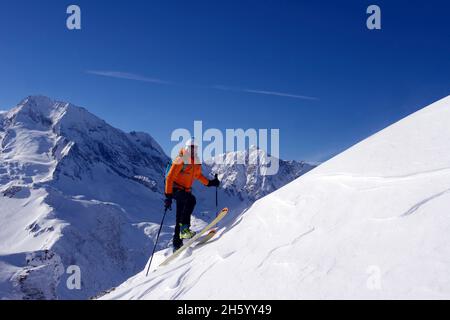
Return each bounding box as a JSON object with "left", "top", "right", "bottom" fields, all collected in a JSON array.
[{"left": 164, "top": 138, "right": 220, "bottom": 251}]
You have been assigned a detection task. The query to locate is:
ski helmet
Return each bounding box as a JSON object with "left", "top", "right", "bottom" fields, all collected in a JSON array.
[
  {"left": 184, "top": 137, "right": 198, "bottom": 154},
  {"left": 185, "top": 137, "right": 198, "bottom": 147}
]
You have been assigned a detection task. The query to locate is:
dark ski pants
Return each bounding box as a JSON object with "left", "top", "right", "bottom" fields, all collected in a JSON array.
[{"left": 173, "top": 188, "right": 196, "bottom": 247}]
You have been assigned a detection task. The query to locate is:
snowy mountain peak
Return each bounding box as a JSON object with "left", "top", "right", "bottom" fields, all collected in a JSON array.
[
  {"left": 6, "top": 96, "right": 111, "bottom": 134},
  {"left": 16, "top": 95, "right": 60, "bottom": 114},
  {"left": 1, "top": 95, "right": 168, "bottom": 193},
  {"left": 6, "top": 95, "right": 64, "bottom": 130}
]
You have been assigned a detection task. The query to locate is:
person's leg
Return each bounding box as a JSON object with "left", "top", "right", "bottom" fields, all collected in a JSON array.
[
  {"left": 173, "top": 189, "right": 187, "bottom": 248},
  {"left": 182, "top": 192, "right": 196, "bottom": 227}
]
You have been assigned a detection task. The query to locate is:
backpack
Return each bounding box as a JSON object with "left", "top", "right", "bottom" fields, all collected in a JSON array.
[{"left": 164, "top": 159, "right": 187, "bottom": 183}]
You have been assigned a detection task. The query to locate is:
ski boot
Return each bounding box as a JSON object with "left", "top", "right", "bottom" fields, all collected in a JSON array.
[{"left": 179, "top": 224, "right": 196, "bottom": 239}]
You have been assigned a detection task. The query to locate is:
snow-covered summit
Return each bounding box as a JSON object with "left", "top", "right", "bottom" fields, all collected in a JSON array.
[
  {"left": 1, "top": 95, "right": 168, "bottom": 193},
  {"left": 102, "top": 95, "right": 450, "bottom": 300}
]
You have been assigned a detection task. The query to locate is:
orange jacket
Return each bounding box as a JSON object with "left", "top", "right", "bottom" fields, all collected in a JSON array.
[{"left": 165, "top": 150, "right": 209, "bottom": 194}]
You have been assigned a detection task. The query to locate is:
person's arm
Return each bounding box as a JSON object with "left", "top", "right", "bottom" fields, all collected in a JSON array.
[
  {"left": 195, "top": 165, "right": 210, "bottom": 186},
  {"left": 165, "top": 158, "right": 184, "bottom": 195},
  {"left": 195, "top": 165, "right": 220, "bottom": 187}
]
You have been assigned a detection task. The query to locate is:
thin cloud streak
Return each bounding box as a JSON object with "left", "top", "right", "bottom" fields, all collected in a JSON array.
[
  {"left": 212, "top": 85, "right": 318, "bottom": 101},
  {"left": 86, "top": 70, "right": 171, "bottom": 85},
  {"left": 87, "top": 71, "right": 318, "bottom": 101},
  {"left": 243, "top": 89, "right": 318, "bottom": 101}
]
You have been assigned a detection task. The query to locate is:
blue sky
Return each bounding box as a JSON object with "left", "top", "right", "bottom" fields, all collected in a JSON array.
[{"left": 0, "top": 0, "right": 449, "bottom": 162}]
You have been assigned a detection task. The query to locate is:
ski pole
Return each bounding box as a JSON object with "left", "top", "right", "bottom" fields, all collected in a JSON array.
[
  {"left": 145, "top": 208, "right": 168, "bottom": 276},
  {"left": 215, "top": 174, "right": 218, "bottom": 209}
]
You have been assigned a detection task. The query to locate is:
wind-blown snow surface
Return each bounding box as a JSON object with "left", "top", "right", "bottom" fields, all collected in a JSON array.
[
  {"left": 0, "top": 96, "right": 309, "bottom": 299},
  {"left": 102, "top": 95, "right": 450, "bottom": 300}
]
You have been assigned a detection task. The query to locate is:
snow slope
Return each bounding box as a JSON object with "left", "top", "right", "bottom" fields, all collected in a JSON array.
[
  {"left": 0, "top": 96, "right": 309, "bottom": 299},
  {"left": 102, "top": 95, "right": 450, "bottom": 300}
]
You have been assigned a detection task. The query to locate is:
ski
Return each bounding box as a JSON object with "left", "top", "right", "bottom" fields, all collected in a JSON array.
[
  {"left": 195, "top": 228, "right": 218, "bottom": 246},
  {"left": 159, "top": 208, "right": 228, "bottom": 267}
]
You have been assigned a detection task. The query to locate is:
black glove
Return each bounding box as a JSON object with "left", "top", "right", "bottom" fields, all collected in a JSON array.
[
  {"left": 207, "top": 176, "right": 220, "bottom": 187},
  {"left": 164, "top": 194, "right": 172, "bottom": 211}
]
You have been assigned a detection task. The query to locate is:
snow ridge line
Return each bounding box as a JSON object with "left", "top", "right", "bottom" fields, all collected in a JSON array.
[
  {"left": 401, "top": 188, "right": 450, "bottom": 217},
  {"left": 256, "top": 227, "right": 315, "bottom": 269}
]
